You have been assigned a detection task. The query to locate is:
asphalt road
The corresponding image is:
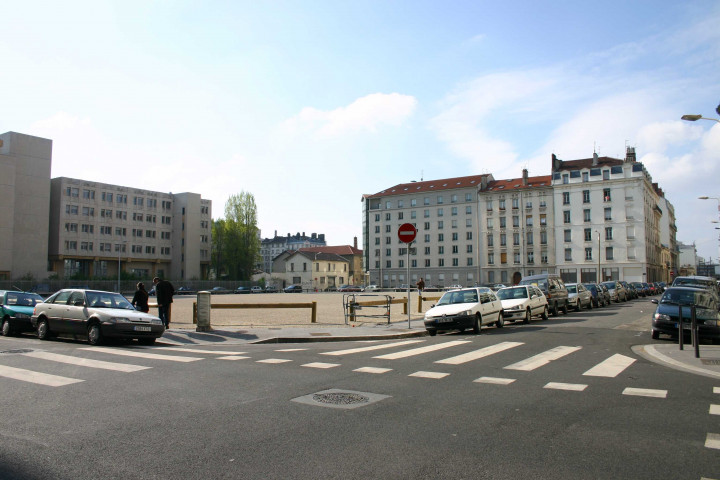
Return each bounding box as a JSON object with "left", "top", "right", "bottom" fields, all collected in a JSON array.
[{"left": 1, "top": 298, "right": 718, "bottom": 480}]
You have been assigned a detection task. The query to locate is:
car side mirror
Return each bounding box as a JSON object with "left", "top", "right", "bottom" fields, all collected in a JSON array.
[{"left": 651, "top": 299, "right": 658, "bottom": 304}]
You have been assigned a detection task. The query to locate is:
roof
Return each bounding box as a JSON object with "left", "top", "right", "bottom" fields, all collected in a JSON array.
[
  {"left": 482, "top": 175, "right": 552, "bottom": 192},
  {"left": 287, "top": 251, "right": 348, "bottom": 263},
  {"left": 363, "top": 174, "right": 493, "bottom": 199},
  {"left": 300, "top": 246, "right": 362, "bottom": 255},
  {"left": 553, "top": 155, "right": 624, "bottom": 171}
]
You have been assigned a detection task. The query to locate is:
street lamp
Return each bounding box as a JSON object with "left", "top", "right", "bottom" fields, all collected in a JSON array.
[
  {"left": 117, "top": 241, "right": 127, "bottom": 293},
  {"left": 596, "top": 230, "right": 601, "bottom": 282},
  {"left": 681, "top": 105, "right": 720, "bottom": 124}
]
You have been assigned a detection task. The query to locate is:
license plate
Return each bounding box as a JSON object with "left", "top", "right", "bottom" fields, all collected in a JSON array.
[
  {"left": 437, "top": 317, "right": 454, "bottom": 323},
  {"left": 134, "top": 326, "right": 152, "bottom": 332},
  {"left": 673, "top": 323, "right": 691, "bottom": 330}
]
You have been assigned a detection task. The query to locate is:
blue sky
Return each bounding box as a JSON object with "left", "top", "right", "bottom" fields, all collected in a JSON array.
[{"left": 2, "top": 1, "right": 719, "bottom": 259}]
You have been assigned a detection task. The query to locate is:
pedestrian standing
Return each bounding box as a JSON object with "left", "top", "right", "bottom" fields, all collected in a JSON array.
[
  {"left": 416, "top": 278, "right": 425, "bottom": 293},
  {"left": 131, "top": 282, "right": 149, "bottom": 313},
  {"left": 153, "top": 276, "right": 175, "bottom": 329}
]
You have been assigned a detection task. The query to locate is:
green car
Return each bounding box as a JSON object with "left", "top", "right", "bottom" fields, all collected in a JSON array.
[{"left": 1, "top": 290, "right": 46, "bottom": 336}]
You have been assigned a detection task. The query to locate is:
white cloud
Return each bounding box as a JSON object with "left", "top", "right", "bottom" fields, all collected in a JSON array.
[{"left": 281, "top": 92, "right": 417, "bottom": 138}]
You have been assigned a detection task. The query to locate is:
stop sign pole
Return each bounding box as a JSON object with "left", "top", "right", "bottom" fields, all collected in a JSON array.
[{"left": 398, "top": 223, "right": 417, "bottom": 328}]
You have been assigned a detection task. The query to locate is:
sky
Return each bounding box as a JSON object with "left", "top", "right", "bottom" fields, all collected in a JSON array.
[{"left": 2, "top": 1, "right": 719, "bottom": 260}]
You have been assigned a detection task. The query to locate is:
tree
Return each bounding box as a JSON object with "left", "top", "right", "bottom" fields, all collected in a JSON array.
[{"left": 212, "top": 192, "right": 260, "bottom": 280}]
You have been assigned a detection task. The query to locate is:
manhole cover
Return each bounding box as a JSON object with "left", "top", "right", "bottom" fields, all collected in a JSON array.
[
  {"left": 0, "top": 349, "right": 34, "bottom": 354},
  {"left": 701, "top": 359, "right": 720, "bottom": 366},
  {"left": 292, "top": 389, "right": 391, "bottom": 409}
]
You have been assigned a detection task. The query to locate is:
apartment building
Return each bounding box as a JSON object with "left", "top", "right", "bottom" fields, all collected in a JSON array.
[
  {"left": 477, "top": 169, "right": 555, "bottom": 285},
  {"left": 362, "top": 175, "right": 491, "bottom": 288},
  {"left": 48, "top": 177, "right": 212, "bottom": 281},
  {"left": 0, "top": 132, "right": 52, "bottom": 280},
  {"left": 550, "top": 148, "right": 675, "bottom": 283},
  {"left": 260, "top": 231, "right": 326, "bottom": 273}
]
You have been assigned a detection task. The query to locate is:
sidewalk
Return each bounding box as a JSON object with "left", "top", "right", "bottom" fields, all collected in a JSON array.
[{"left": 157, "top": 321, "right": 720, "bottom": 379}]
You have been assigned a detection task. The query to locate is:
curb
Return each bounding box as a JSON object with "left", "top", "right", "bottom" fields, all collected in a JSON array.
[{"left": 632, "top": 344, "right": 720, "bottom": 380}]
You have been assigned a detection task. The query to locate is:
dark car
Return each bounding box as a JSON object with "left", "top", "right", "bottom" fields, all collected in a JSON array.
[
  {"left": 651, "top": 286, "right": 720, "bottom": 343},
  {"left": 518, "top": 273, "right": 569, "bottom": 316},
  {"left": 264, "top": 285, "right": 279, "bottom": 293},
  {"left": 621, "top": 281, "right": 637, "bottom": 300},
  {"left": 338, "top": 285, "right": 362, "bottom": 292},
  {"left": 235, "top": 286, "right": 251, "bottom": 294},
  {"left": 210, "top": 286, "right": 232, "bottom": 295},
  {"left": 31, "top": 289, "right": 164, "bottom": 345},
  {"left": 175, "top": 286, "right": 195, "bottom": 295},
  {"left": 630, "top": 282, "right": 647, "bottom": 297},
  {"left": 582, "top": 283, "right": 607, "bottom": 308},
  {"left": 1, "top": 290, "right": 46, "bottom": 336},
  {"left": 284, "top": 285, "right": 303, "bottom": 293}
]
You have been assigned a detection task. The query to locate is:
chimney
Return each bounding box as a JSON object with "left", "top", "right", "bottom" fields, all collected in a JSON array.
[
  {"left": 625, "top": 146, "right": 636, "bottom": 163},
  {"left": 592, "top": 152, "right": 599, "bottom": 166},
  {"left": 522, "top": 168, "right": 528, "bottom": 186},
  {"left": 480, "top": 174, "right": 488, "bottom": 191},
  {"left": 354, "top": 237, "right": 358, "bottom": 249}
]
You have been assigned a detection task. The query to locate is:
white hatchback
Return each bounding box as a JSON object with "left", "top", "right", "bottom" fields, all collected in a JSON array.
[
  {"left": 423, "top": 287, "right": 504, "bottom": 336},
  {"left": 496, "top": 285, "right": 549, "bottom": 324}
]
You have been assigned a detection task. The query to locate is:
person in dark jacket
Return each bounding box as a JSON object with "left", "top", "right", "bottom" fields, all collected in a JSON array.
[
  {"left": 131, "top": 282, "right": 149, "bottom": 313},
  {"left": 153, "top": 276, "right": 175, "bottom": 328}
]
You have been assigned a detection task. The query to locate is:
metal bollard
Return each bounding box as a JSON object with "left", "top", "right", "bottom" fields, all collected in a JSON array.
[
  {"left": 691, "top": 305, "right": 699, "bottom": 358},
  {"left": 678, "top": 305, "right": 684, "bottom": 350}
]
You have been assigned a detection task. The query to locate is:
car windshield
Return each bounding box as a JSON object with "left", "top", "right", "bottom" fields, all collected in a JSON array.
[
  {"left": 602, "top": 282, "right": 615, "bottom": 289},
  {"left": 583, "top": 284, "right": 596, "bottom": 292},
  {"left": 520, "top": 279, "right": 547, "bottom": 290},
  {"left": 566, "top": 285, "right": 577, "bottom": 293},
  {"left": 5, "top": 292, "right": 44, "bottom": 306},
  {"left": 497, "top": 287, "right": 527, "bottom": 300},
  {"left": 437, "top": 289, "right": 478, "bottom": 305},
  {"left": 660, "top": 289, "right": 715, "bottom": 309},
  {"left": 85, "top": 291, "right": 135, "bottom": 310}
]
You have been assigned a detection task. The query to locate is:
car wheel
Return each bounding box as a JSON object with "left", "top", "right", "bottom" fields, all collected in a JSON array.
[
  {"left": 427, "top": 329, "right": 437, "bottom": 336},
  {"left": 87, "top": 323, "right": 103, "bottom": 346},
  {"left": 1, "top": 318, "right": 13, "bottom": 336},
  {"left": 541, "top": 306, "right": 549, "bottom": 320},
  {"left": 473, "top": 314, "right": 481, "bottom": 334},
  {"left": 37, "top": 319, "right": 50, "bottom": 340},
  {"left": 138, "top": 337, "right": 156, "bottom": 346},
  {"left": 551, "top": 302, "right": 559, "bottom": 317},
  {"left": 651, "top": 330, "right": 659, "bottom": 340},
  {"left": 561, "top": 302, "right": 568, "bottom": 314},
  {"left": 495, "top": 312, "right": 504, "bottom": 329},
  {"left": 523, "top": 308, "right": 531, "bottom": 324}
]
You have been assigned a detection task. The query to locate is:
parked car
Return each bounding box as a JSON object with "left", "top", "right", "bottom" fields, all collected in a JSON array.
[
  {"left": 518, "top": 273, "right": 569, "bottom": 316},
  {"left": 363, "top": 285, "right": 380, "bottom": 292},
  {"left": 424, "top": 287, "right": 504, "bottom": 336},
  {"left": 250, "top": 286, "right": 263, "bottom": 293},
  {"left": 496, "top": 285, "right": 549, "bottom": 324},
  {"left": 338, "top": 285, "right": 362, "bottom": 292},
  {"left": 583, "top": 283, "right": 607, "bottom": 307},
  {"left": 446, "top": 284, "right": 463, "bottom": 290},
  {"left": 210, "top": 286, "right": 232, "bottom": 295},
  {"left": 234, "top": 286, "right": 251, "bottom": 294},
  {"left": 566, "top": 283, "right": 594, "bottom": 310},
  {"left": 621, "top": 281, "right": 637, "bottom": 300},
  {"left": 630, "top": 282, "right": 647, "bottom": 297},
  {"left": 175, "top": 286, "right": 195, "bottom": 295},
  {"left": 284, "top": 285, "right": 303, "bottom": 293},
  {"left": 651, "top": 286, "right": 720, "bottom": 343},
  {"left": 602, "top": 281, "right": 627, "bottom": 302},
  {"left": 264, "top": 285, "right": 279, "bottom": 293},
  {"left": 1, "top": 290, "right": 46, "bottom": 336},
  {"left": 31, "top": 289, "right": 164, "bottom": 345}
]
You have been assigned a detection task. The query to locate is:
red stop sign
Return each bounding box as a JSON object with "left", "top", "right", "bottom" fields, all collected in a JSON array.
[{"left": 398, "top": 223, "right": 417, "bottom": 243}]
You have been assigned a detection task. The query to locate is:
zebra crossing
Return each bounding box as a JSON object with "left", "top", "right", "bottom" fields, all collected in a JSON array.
[{"left": 0, "top": 339, "right": 681, "bottom": 398}]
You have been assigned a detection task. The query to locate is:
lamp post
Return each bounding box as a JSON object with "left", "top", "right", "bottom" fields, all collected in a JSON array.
[
  {"left": 597, "top": 230, "right": 601, "bottom": 282},
  {"left": 681, "top": 105, "right": 720, "bottom": 124},
  {"left": 700, "top": 197, "right": 720, "bottom": 264}
]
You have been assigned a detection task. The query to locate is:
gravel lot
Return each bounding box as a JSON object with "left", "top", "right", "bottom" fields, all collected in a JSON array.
[{"left": 158, "top": 291, "right": 444, "bottom": 329}]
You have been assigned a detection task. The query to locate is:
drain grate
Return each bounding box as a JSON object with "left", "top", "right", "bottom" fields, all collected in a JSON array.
[
  {"left": 0, "top": 349, "right": 34, "bottom": 355},
  {"left": 292, "top": 389, "right": 391, "bottom": 409}
]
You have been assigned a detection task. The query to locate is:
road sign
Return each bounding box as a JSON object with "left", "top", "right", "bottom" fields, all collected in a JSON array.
[{"left": 397, "top": 223, "right": 417, "bottom": 244}]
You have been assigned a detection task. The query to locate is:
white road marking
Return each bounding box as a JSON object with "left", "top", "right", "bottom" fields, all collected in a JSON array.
[
  {"left": 22, "top": 351, "right": 150, "bottom": 372},
  {"left": 354, "top": 367, "right": 392, "bottom": 374},
  {"left": 504, "top": 346, "right": 582, "bottom": 371},
  {"left": 0, "top": 365, "right": 84, "bottom": 387},
  {"left": 218, "top": 356, "right": 251, "bottom": 361},
  {"left": 275, "top": 348, "right": 307, "bottom": 352},
  {"left": 622, "top": 387, "right": 667, "bottom": 398},
  {"left": 705, "top": 433, "right": 720, "bottom": 450},
  {"left": 154, "top": 347, "right": 247, "bottom": 355},
  {"left": 256, "top": 358, "right": 292, "bottom": 364},
  {"left": 714, "top": 387, "right": 720, "bottom": 394},
  {"left": 302, "top": 362, "right": 340, "bottom": 369},
  {"left": 373, "top": 340, "right": 471, "bottom": 360},
  {"left": 320, "top": 340, "right": 425, "bottom": 356},
  {"left": 709, "top": 404, "right": 720, "bottom": 416},
  {"left": 435, "top": 341, "right": 524, "bottom": 365},
  {"left": 583, "top": 354, "right": 636, "bottom": 377},
  {"left": 474, "top": 377, "right": 516, "bottom": 385},
  {"left": 409, "top": 371, "right": 449, "bottom": 379},
  {"left": 544, "top": 382, "right": 588, "bottom": 392},
  {"left": 80, "top": 347, "right": 203, "bottom": 362}
]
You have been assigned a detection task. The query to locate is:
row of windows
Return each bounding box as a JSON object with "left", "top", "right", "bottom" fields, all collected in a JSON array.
[
  {"left": 557, "top": 168, "right": 618, "bottom": 184},
  {"left": 64, "top": 223, "right": 172, "bottom": 239},
  {"left": 376, "top": 258, "right": 475, "bottom": 268},
  {"left": 487, "top": 214, "right": 547, "bottom": 228},
  {"left": 487, "top": 252, "right": 549, "bottom": 265},
  {"left": 63, "top": 241, "right": 170, "bottom": 255},
  {"left": 562, "top": 208, "right": 612, "bottom": 223},
  {"left": 565, "top": 247, "right": 615, "bottom": 261},
  {"left": 383, "top": 193, "right": 474, "bottom": 210},
  {"left": 374, "top": 244, "right": 474, "bottom": 257},
  {"left": 375, "top": 206, "right": 473, "bottom": 222},
  {"left": 66, "top": 188, "right": 173, "bottom": 210},
  {"left": 487, "top": 231, "right": 549, "bottom": 246},
  {"left": 562, "top": 189, "right": 612, "bottom": 205},
  {"left": 374, "top": 231, "right": 473, "bottom": 245},
  {"left": 485, "top": 198, "right": 548, "bottom": 211}
]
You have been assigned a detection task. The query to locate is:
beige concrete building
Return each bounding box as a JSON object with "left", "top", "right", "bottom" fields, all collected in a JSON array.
[
  {"left": 0, "top": 132, "right": 52, "bottom": 280},
  {"left": 48, "top": 178, "right": 212, "bottom": 281}
]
